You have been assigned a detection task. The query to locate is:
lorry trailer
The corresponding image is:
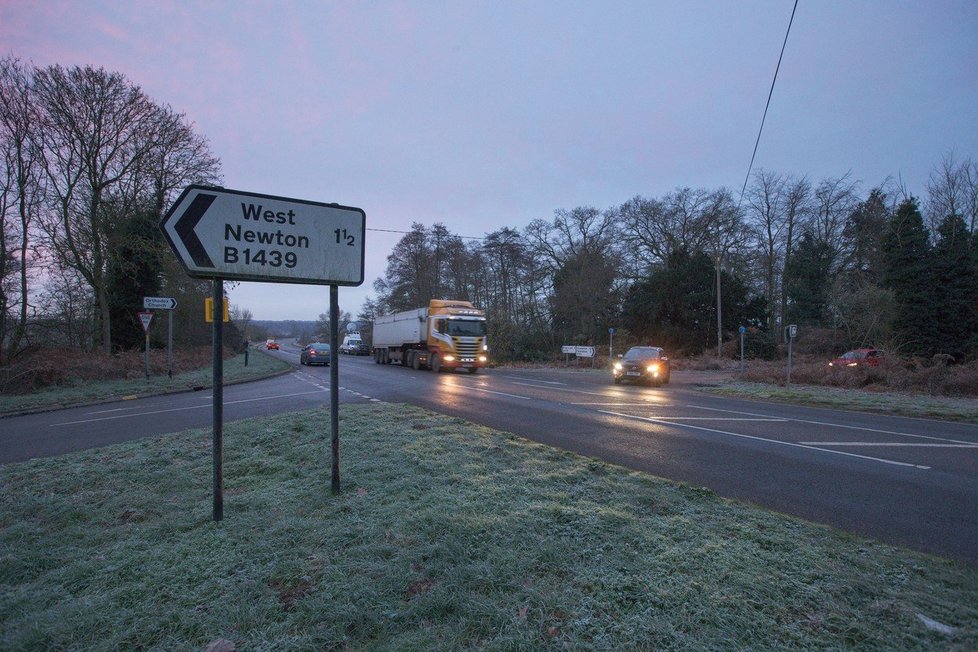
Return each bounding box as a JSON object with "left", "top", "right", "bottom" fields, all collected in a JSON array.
[{"left": 372, "top": 299, "right": 489, "bottom": 373}]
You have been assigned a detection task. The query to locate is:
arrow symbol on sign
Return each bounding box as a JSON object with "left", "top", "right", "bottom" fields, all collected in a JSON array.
[{"left": 174, "top": 193, "right": 216, "bottom": 268}]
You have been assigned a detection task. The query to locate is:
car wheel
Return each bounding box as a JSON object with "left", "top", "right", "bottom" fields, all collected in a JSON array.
[
  {"left": 431, "top": 354, "right": 441, "bottom": 373},
  {"left": 467, "top": 367, "right": 479, "bottom": 374},
  {"left": 613, "top": 377, "right": 621, "bottom": 384}
]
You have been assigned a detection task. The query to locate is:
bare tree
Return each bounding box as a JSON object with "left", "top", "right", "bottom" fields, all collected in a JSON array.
[
  {"left": 618, "top": 188, "right": 712, "bottom": 273},
  {"left": 31, "top": 64, "right": 219, "bottom": 353},
  {"left": 812, "top": 173, "right": 859, "bottom": 262},
  {"left": 745, "top": 170, "right": 788, "bottom": 337},
  {"left": 927, "top": 153, "right": 978, "bottom": 234},
  {"left": 32, "top": 65, "right": 165, "bottom": 352},
  {"left": 779, "top": 176, "right": 812, "bottom": 333},
  {"left": 0, "top": 56, "right": 43, "bottom": 362}
]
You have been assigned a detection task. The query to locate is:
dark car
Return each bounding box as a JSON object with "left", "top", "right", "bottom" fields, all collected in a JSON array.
[
  {"left": 613, "top": 346, "right": 671, "bottom": 386},
  {"left": 829, "top": 348, "right": 883, "bottom": 368},
  {"left": 300, "top": 343, "right": 331, "bottom": 366}
]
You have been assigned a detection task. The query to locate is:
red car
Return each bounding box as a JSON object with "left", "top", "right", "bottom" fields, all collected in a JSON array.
[
  {"left": 829, "top": 348, "right": 883, "bottom": 368},
  {"left": 266, "top": 339, "right": 280, "bottom": 350}
]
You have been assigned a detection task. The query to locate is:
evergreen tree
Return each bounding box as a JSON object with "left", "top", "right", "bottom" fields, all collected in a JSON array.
[
  {"left": 106, "top": 205, "right": 164, "bottom": 350},
  {"left": 881, "top": 198, "right": 934, "bottom": 356},
  {"left": 785, "top": 230, "right": 834, "bottom": 326},
  {"left": 622, "top": 250, "right": 765, "bottom": 354},
  {"left": 842, "top": 188, "right": 890, "bottom": 287},
  {"left": 931, "top": 214, "right": 978, "bottom": 360},
  {"left": 551, "top": 247, "right": 618, "bottom": 345}
]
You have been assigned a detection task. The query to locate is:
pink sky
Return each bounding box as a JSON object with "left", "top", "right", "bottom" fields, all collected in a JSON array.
[{"left": 3, "top": 1, "right": 976, "bottom": 319}]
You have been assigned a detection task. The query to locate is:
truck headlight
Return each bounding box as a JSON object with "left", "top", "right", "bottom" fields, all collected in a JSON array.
[
  {"left": 443, "top": 355, "right": 455, "bottom": 362},
  {"left": 478, "top": 355, "right": 487, "bottom": 363}
]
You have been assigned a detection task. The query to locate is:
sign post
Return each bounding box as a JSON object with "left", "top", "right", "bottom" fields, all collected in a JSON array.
[
  {"left": 785, "top": 324, "right": 797, "bottom": 387},
  {"left": 162, "top": 185, "right": 365, "bottom": 520},
  {"left": 138, "top": 311, "right": 153, "bottom": 378},
  {"left": 212, "top": 279, "right": 224, "bottom": 521},
  {"left": 739, "top": 325, "right": 746, "bottom": 373},
  {"left": 144, "top": 297, "right": 177, "bottom": 378}
]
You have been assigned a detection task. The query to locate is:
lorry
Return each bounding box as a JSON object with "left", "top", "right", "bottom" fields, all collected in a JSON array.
[{"left": 372, "top": 299, "right": 489, "bottom": 373}]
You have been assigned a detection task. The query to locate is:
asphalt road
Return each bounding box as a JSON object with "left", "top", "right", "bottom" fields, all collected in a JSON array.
[{"left": 3, "top": 346, "right": 977, "bottom": 565}]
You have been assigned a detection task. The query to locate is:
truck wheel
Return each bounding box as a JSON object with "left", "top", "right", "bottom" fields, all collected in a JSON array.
[
  {"left": 430, "top": 354, "right": 441, "bottom": 373},
  {"left": 411, "top": 352, "right": 421, "bottom": 370}
]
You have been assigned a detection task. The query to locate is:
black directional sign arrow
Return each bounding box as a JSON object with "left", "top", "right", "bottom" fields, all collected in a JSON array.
[
  {"left": 161, "top": 185, "right": 365, "bottom": 286},
  {"left": 173, "top": 193, "right": 216, "bottom": 267}
]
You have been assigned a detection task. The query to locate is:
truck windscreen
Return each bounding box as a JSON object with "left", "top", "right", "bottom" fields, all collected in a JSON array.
[{"left": 448, "top": 319, "right": 487, "bottom": 337}]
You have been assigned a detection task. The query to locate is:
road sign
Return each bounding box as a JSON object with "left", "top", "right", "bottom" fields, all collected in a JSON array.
[
  {"left": 161, "top": 185, "right": 366, "bottom": 286},
  {"left": 575, "top": 346, "right": 595, "bottom": 358},
  {"left": 204, "top": 297, "right": 230, "bottom": 323},
  {"left": 143, "top": 296, "right": 177, "bottom": 310},
  {"left": 138, "top": 311, "right": 153, "bottom": 332},
  {"left": 561, "top": 345, "right": 576, "bottom": 354},
  {"left": 788, "top": 324, "right": 798, "bottom": 339}
]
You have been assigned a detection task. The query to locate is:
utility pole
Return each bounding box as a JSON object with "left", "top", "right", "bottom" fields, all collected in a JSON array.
[{"left": 716, "top": 255, "right": 723, "bottom": 361}]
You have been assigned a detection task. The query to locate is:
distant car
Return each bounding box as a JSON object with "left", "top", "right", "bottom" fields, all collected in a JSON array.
[
  {"left": 613, "top": 346, "right": 671, "bottom": 386},
  {"left": 266, "top": 339, "right": 280, "bottom": 350},
  {"left": 340, "top": 342, "right": 371, "bottom": 355},
  {"left": 300, "top": 343, "right": 331, "bottom": 366},
  {"left": 829, "top": 348, "right": 883, "bottom": 368}
]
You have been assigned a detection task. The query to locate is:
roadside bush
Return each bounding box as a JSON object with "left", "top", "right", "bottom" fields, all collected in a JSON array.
[
  {"left": 0, "top": 346, "right": 225, "bottom": 395},
  {"left": 739, "top": 354, "right": 978, "bottom": 397}
]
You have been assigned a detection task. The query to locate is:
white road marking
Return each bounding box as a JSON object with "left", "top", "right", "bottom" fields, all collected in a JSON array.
[
  {"left": 689, "top": 404, "right": 977, "bottom": 445},
  {"left": 799, "top": 441, "right": 978, "bottom": 448},
  {"left": 50, "top": 390, "right": 328, "bottom": 426},
  {"left": 469, "top": 387, "right": 533, "bottom": 400},
  {"left": 503, "top": 376, "right": 567, "bottom": 385},
  {"left": 598, "top": 410, "right": 930, "bottom": 470}
]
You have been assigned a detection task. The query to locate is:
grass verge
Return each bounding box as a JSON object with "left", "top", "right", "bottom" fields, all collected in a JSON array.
[
  {"left": 704, "top": 379, "right": 978, "bottom": 422},
  {"left": 0, "top": 351, "right": 291, "bottom": 416},
  {"left": 1, "top": 403, "right": 975, "bottom": 650}
]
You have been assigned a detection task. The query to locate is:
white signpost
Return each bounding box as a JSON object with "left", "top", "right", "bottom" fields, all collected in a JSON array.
[
  {"left": 162, "top": 185, "right": 366, "bottom": 521},
  {"left": 143, "top": 296, "right": 177, "bottom": 310},
  {"left": 161, "top": 185, "right": 365, "bottom": 285}
]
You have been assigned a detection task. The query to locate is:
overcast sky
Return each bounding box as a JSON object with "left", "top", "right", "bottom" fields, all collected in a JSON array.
[{"left": 3, "top": 1, "right": 976, "bottom": 321}]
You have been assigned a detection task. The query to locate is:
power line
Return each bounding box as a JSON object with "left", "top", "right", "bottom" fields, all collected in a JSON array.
[
  {"left": 366, "top": 227, "right": 485, "bottom": 240},
  {"left": 738, "top": 0, "right": 800, "bottom": 208}
]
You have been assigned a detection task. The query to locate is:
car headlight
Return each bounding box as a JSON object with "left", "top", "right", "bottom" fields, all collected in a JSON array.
[
  {"left": 614, "top": 362, "right": 623, "bottom": 371},
  {"left": 647, "top": 363, "right": 660, "bottom": 375}
]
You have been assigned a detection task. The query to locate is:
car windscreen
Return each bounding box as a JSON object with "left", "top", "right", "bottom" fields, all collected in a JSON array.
[
  {"left": 623, "top": 348, "right": 661, "bottom": 361},
  {"left": 446, "top": 319, "right": 487, "bottom": 337},
  {"left": 312, "top": 345, "right": 330, "bottom": 353}
]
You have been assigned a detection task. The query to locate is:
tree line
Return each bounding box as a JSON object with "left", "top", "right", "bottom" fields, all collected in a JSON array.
[
  {"left": 0, "top": 56, "right": 222, "bottom": 362},
  {"left": 368, "top": 162, "right": 978, "bottom": 362},
  {"left": 4, "top": 55, "right": 976, "bottom": 365}
]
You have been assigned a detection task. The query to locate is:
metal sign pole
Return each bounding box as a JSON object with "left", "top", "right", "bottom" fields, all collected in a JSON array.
[
  {"left": 167, "top": 310, "right": 174, "bottom": 379},
  {"left": 786, "top": 327, "right": 793, "bottom": 388},
  {"left": 330, "top": 284, "right": 341, "bottom": 495},
  {"left": 212, "top": 278, "right": 224, "bottom": 521},
  {"left": 144, "top": 330, "right": 151, "bottom": 378}
]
